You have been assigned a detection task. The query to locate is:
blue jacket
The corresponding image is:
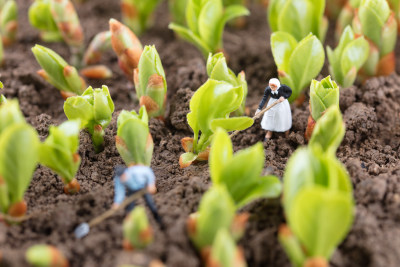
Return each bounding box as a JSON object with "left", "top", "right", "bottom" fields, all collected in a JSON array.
[{"left": 113, "top": 166, "right": 155, "bottom": 204}]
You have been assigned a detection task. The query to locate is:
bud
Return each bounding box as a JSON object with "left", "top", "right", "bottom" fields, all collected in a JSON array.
[
  {"left": 32, "top": 45, "right": 86, "bottom": 95},
  {"left": 134, "top": 45, "right": 167, "bottom": 119},
  {"left": 123, "top": 206, "right": 153, "bottom": 250},
  {"left": 121, "top": 0, "right": 161, "bottom": 36},
  {"left": 109, "top": 18, "right": 143, "bottom": 80},
  {"left": 80, "top": 65, "right": 112, "bottom": 80},
  {"left": 116, "top": 106, "right": 153, "bottom": 166},
  {"left": 305, "top": 76, "right": 339, "bottom": 140},
  {"left": 29, "top": 0, "right": 62, "bottom": 43},
  {"left": 50, "top": 0, "right": 84, "bottom": 48},
  {"left": 26, "top": 245, "right": 69, "bottom": 267},
  {"left": 83, "top": 31, "right": 111, "bottom": 65},
  {"left": 0, "top": 0, "right": 18, "bottom": 46}
]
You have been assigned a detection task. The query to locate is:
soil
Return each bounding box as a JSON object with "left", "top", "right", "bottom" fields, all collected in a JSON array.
[{"left": 1, "top": 1, "right": 400, "bottom": 267}]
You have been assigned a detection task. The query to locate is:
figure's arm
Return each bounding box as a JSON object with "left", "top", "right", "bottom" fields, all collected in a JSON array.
[
  {"left": 282, "top": 85, "right": 292, "bottom": 99},
  {"left": 146, "top": 169, "right": 157, "bottom": 194},
  {"left": 113, "top": 176, "right": 126, "bottom": 205},
  {"left": 258, "top": 87, "right": 271, "bottom": 110}
]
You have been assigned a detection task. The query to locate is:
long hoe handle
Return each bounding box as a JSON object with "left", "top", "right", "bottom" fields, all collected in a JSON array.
[{"left": 230, "top": 100, "right": 281, "bottom": 138}]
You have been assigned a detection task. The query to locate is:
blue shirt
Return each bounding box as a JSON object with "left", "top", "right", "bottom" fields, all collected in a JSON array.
[{"left": 113, "top": 166, "right": 155, "bottom": 204}]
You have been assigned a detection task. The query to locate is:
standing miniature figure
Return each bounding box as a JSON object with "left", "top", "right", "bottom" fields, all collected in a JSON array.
[
  {"left": 112, "top": 165, "right": 161, "bottom": 223},
  {"left": 255, "top": 78, "right": 292, "bottom": 140}
]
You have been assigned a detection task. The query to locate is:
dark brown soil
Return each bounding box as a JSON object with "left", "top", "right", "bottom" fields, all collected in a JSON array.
[{"left": 1, "top": 1, "right": 400, "bottom": 267}]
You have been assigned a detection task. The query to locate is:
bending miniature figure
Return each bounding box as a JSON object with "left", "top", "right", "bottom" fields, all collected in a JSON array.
[
  {"left": 112, "top": 165, "right": 161, "bottom": 223},
  {"left": 255, "top": 78, "right": 292, "bottom": 140}
]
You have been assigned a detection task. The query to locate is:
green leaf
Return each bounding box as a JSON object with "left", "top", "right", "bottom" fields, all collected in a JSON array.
[
  {"left": 0, "top": 123, "right": 39, "bottom": 204},
  {"left": 288, "top": 34, "right": 325, "bottom": 101},
  {"left": 193, "top": 185, "right": 236, "bottom": 249},
  {"left": 168, "top": 22, "right": 211, "bottom": 56},
  {"left": 123, "top": 206, "right": 153, "bottom": 248},
  {"left": 0, "top": 100, "right": 25, "bottom": 135},
  {"left": 210, "top": 129, "right": 281, "bottom": 208},
  {"left": 210, "top": 117, "right": 254, "bottom": 132},
  {"left": 270, "top": 31, "right": 298, "bottom": 71},
  {"left": 309, "top": 76, "right": 339, "bottom": 121},
  {"left": 289, "top": 187, "right": 354, "bottom": 259},
  {"left": 39, "top": 120, "right": 81, "bottom": 183},
  {"left": 117, "top": 107, "right": 153, "bottom": 166},
  {"left": 209, "top": 228, "right": 244, "bottom": 267},
  {"left": 29, "top": 0, "right": 59, "bottom": 32},
  {"left": 341, "top": 37, "right": 369, "bottom": 77},
  {"left": 309, "top": 106, "right": 345, "bottom": 155},
  {"left": 198, "top": 0, "right": 223, "bottom": 50}
]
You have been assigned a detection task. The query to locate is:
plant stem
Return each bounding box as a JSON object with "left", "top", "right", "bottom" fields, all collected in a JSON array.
[{"left": 92, "top": 124, "right": 105, "bottom": 153}]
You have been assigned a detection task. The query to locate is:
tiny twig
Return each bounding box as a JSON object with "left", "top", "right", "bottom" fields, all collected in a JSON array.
[{"left": 230, "top": 100, "right": 281, "bottom": 138}]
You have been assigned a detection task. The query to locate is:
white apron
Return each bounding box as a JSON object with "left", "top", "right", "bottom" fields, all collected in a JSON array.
[{"left": 261, "top": 98, "right": 292, "bottom": 132}]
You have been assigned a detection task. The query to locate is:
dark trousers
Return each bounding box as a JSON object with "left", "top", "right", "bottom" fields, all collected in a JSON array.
[{"left": 125, "top": 190, "right": 161, "bottom": 224}]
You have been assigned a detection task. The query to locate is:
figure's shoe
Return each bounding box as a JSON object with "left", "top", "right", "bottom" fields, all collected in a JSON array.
[{"left": 264, "top": 131, "right": 273, "bottom": 141}]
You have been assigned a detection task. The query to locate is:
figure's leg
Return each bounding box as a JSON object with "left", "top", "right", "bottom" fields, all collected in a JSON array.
[
  {"left": 125, "top": 190, "right": 137, "bottom": 212},
  {"left": 285, "top": 130, "right": 290, "bottom": 138},
  {"left": 144, "top": 193, "right": 163, "bottom": 226},
  {"left": 265, "top": 131, "right": 273, "bottom": 140}
]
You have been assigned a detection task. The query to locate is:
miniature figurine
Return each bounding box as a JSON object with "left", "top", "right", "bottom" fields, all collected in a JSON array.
[
  {"left": 255, "top": 78, "right": 292, "bottom": 140},
  {"left": 112, "top": 165, "right": 161, "bottom": 223}
]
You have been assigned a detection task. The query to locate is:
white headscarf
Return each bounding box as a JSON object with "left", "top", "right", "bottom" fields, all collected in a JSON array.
[{"left": 269, "top": 78, "right": 281, "bottom": 88}]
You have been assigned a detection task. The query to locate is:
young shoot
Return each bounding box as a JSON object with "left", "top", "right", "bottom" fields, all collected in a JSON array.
[
  {"left": 268, "top": 0, "right": 328, "bottom": 42},
  {"left": 179, "top": 79, "right": 254, "bottom": 168},
  {"left": 134, "top": 45, "right": 167, "bottom": 120},
  {"left": 223, "top": 0, "right": 248, "bottom": 28},
  {"left": 64, "top": 85, "right": 115, "bottom": 153},
  {"left": 305, "top": 76, "right": 339, "bottom": 140},
  {"left": 270, "top": 32, "right": 325, "bottom": 102},
  {"left": 116, "top": 106, "right": 153, "bottom": 167},
  {"left": 168, "top": 0, "right": 188, "bottom": 26},
  {"left": 327, "top": 26, "right": 369, "bottom": 88},
  {"left": 123, "top": 206, "right": 153, "bottom": 251},
  {"left": 206, "top": 228, "right": 247, "bottom": 267},
  {"left": 187, "top": 185, "right": 248, "bottom": 252},
  {"left": 210, "top": 129, "right": 281, "bottom": 208},
  {"left": 0, "top": 0, "right": 17, "bottom": 46},
  {"left": 281, "top": 145, "right": 354, "bottom": 267},
  {"left": 168, "top": 0, "right": 249, "bottom": 57},
  {"left": 353, "top": 0, "right": 397, "bottom": 79},
  {"left": 0, "top": 81, "right": 5, "bottom": 105},
  {"left": 335, "top": 0, "right": 360, "bottom": 41},
  {"left": 26, "top": 245, "right": 69, "bottom": 267},
  {"left": 29, "top": 0, "right": 84, "bottom": 66},
  {"left": 121, "top": 0, "right": 162, "bottom": 36},
  {"left": 0, "top": 100, "right": 39, "bottom": 218},
  {"left": 207, "top": 52, "right": 247, "bottom": 116},
  {"left": 39, "top": 120, "right": 81, "bottom": 194},
  {"left": 32, "top": 44, "right": 86, "bottom": 99},
  {"left": 309, "top": 106, "right": 345, "bottom": 155},
  {"left": 110, "top": 18, "right": 143, "bottom": 81}
]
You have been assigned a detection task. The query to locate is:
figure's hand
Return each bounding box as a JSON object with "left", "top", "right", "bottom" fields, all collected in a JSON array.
[
  {"left": 255, "top": 109, "right": 261, "bottom": 116},
  {"left": 112, "top": 203, "right": 120, "bottom": 210},
  {"left": 279, "top": 96, "right": 285, "bottom": 102},
  {"left": 147, "top": 184, "right": 157, "bottom": 194}
]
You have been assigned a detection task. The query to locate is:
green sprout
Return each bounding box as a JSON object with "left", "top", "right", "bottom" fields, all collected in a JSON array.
[
  {"left": 207, "top": 52, "right": 247, "bottom": 116},
  {"left": 210, "top": 128, "right": 281, "bottom": 208},
  {"left": 116, "top": 106, "right": 153, "bottom": 167},
  {"left": 309, "top": 106, "right": 345, "bottom": 155},
  {"left": 168, "top": 0, "right": 250, "bottom": 57},
  {"left": 179, "top": 79, "right": 254, "bottom": 168},
  {"left": 32, "top": 45, "right": 86, "bottom": 99},
  {"left": 268, "top": 0, "right": 328, "bottom": 42},
  {"left": 187, "top": 185, "right": 248, "bottom": 252},
  {"left": 29, "top": 0, "right": 84, "bottom": 65},
  {"left": 305, "top": 76, "right": 339, "bottom": 141},
  {"left": 109, "top": 18, "right": 143, "bottom": 81},
  {"left": 0, "top": 0, "right": 17, "bottom": 46},
  {"left": 121, "top": 0, "right": 161, "bottom": 36},
  {"left": 0, "top": 100, "right": 39, "bottom": 218},
  {"left": 327, "top": 26, "right": 369, "bottom": 88},
  {"left": 281, "top": 145, "right": 354, "bottom": 267},
  {"left": 168, "top": 0, "right": 188, "bottom": 26},
  {"left": 123, "top": 206, "right": 153, "bottom": 251},
  {"left": 335, "top": 0, "right": 360, "bottom": 41},
  {"left": 353, "top": 0, "right": 397, "bottom": 79},
  {"left": 223, "top": 0, "right": 249, "bottom": 28},
  {"left": 0, "top": 81, "right": 5, "bottom": 105},
  {"left": 134, "top": 45, "right": 167, "bottom": 120},
  {"left": 270, "top": 32, "right": 325, "bottom": 102},
  {"left": 206, "top": 228, "right": 247, "bottom": 267},
  {"left": 64, "top": 85, "right": 115, "bottom": 153},
  {"left": 388, "top": 0, "right": 400, "bottom": 31},
  {"left": 26, "top": 244, "right": 69, "bottom": 267},
  {"left": 39, "top": 120, "right": 81, "bottom": 194}
]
